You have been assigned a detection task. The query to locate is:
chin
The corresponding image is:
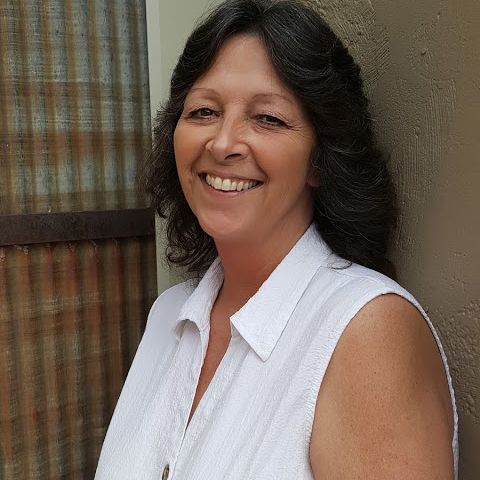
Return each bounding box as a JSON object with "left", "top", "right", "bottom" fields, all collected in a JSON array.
[{"left": 198, "top": 215, "right": 250, "bottom": 244}]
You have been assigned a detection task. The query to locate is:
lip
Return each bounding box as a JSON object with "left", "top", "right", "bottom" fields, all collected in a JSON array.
[
  {"left": 200, "top": 170, "right": 262, "bottom": 184},
  {"left": 199, "top": 174, "right": 262, "bottom": 196}
]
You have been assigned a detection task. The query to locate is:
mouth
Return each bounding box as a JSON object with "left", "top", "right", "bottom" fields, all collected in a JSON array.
[{"left": 201, "top": 173, "right": 263, "bottom": 193}]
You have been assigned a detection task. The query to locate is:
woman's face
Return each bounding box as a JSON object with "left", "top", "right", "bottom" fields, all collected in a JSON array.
[{"left": 174, "top": 34, "right": 317, "bottom": 247}]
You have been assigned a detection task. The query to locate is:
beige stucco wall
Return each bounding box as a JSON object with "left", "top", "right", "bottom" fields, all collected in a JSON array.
[
  {"left": 316, "top": 0, "right": 479, "bottom": 477},
  {"left": 147, "top": 0, "right": 479, "bottom": 477}
]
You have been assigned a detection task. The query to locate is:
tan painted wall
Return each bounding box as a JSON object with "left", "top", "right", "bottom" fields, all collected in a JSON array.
[
  {"left": 148, "top": 0, "right": 479, "bottom": 477},
  {"left": 317, "top": 0, "right": 479, "bottom": 477}
]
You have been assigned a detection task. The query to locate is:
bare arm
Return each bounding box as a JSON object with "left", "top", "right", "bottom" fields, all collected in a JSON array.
[{"left": 309, "top": 293, "right": 454, "bottom": 479}]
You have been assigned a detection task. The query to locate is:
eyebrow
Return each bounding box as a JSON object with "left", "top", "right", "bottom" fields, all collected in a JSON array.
[{"left": 188, "top": 87, "right": 294, "bottom": 105}]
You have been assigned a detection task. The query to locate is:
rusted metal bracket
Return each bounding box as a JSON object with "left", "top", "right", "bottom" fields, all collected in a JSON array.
[{"left": 0, "top": 208, "right": 155, "bottom": 246}]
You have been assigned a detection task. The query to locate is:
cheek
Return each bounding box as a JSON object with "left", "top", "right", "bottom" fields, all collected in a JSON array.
[
  {"left": 173, "top": 126, "right": 186, "bottom": 168},
  {"left": 173, "top": 125, "right": 205, "bottom": 174},
  {"left": 173, "top": 129, "right": 191, "bottom": 199},
  {"left": 261, "top": 142, "right": 313, "bottom": 185}
]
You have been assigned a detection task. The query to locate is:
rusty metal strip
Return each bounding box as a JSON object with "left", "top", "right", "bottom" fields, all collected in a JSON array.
[
  {"left": 0, "top": 208, "right": 154, "bottom": 246},
  {"left": 107, "top": 3, "right": 127, "bottom": 209},
  {"left": 0, "top": 4, "right": 14, "bottom": 216},
  {"left": 129, "top": 2, "right": 151, "bottom": 202},
  {"left": 86, "top": 1, "right": 108, "bottom": 210}
]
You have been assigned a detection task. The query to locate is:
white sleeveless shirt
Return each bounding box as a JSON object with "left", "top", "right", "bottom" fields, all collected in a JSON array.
[{"left": 95, "top": 224, "right": 458, "bottom": 480}]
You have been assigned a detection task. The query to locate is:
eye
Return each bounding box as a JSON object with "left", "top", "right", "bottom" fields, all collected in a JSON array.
[
  {"left": 189, "top": 107, "right": 216, "bottom": 119},
  {"left": 256, "top": 114, "right": 286, "bottom": 127}
]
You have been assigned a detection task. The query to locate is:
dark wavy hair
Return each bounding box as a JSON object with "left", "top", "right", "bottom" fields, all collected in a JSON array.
[{"left": 146, "top": 0, "right": 397, "bottom": 279}]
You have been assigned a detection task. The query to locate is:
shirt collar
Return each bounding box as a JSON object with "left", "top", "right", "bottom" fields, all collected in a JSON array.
[
  {"left": 173, "top": 223, "right": 335, "bottom": 361},
  {"left": 173, "top": 257, "right": 223, "bottom": 342}
]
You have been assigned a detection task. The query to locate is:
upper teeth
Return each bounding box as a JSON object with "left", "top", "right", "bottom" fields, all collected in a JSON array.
[{"left": 205, "top": 174, "right": 259, "bottom": 192}]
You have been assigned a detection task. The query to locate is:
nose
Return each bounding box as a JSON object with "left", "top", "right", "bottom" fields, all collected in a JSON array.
[{"left": 205, "top": 115, "right": 248, "bottom": 163}]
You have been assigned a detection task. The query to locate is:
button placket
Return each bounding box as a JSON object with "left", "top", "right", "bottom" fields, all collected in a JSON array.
[
  {"left": 159, "top": 323, "right": 204, "bottom": 480},
  {"left": 173, "top": 336, "right": 240, "bottom": 479},
  {"left": 163, "top": 323, "right": 207, "bottom": 480}
]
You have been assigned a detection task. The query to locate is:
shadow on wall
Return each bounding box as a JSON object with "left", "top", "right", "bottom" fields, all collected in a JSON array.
[{"left": 313, "top": 0, "right": 480, "bottom": 478}]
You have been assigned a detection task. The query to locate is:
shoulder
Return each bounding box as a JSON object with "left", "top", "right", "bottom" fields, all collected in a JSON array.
[
  {"left": 320, "top": 260, "right": 409, "bottom": 297},
  {"left": 144, "top": 280, "right": 194, "bottom": 331},
  {"left": 306, "top": 259, "right": 426, "bottom": 325},
  {"left": 309, "top": 292, "right": 455, "bottom": 479}
]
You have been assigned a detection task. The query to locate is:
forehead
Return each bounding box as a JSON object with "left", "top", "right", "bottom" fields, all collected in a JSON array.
[{"left": 188, "top": 34, "right": 297, "bottom": 104}]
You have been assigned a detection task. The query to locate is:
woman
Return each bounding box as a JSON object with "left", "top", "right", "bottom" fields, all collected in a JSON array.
[{"left": 95, "top": 0, "right": 458, "bottom": 478}]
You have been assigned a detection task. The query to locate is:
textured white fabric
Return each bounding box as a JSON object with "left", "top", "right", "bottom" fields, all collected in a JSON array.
[{"left": 95, "top": 224, "right": 459, "bottom": 480}]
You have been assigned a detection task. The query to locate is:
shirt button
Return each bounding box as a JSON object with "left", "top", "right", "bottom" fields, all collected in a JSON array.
[{"left": 162, "top": 464, "right": 170, "bottom": 480}]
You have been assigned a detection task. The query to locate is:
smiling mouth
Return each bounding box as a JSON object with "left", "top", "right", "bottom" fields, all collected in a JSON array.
[{"left": 202, "top": 173, "right": 263, "bottom": 192}]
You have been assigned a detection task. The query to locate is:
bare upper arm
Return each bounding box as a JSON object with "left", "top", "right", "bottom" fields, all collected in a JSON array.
[{"left": 309, "top": 293, "right": 454, "bottom": 480}]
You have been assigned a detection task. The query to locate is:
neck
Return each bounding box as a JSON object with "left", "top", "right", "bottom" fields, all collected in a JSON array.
[{"left": 214, "top": 220, "right": 312, "bottom": 311}]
